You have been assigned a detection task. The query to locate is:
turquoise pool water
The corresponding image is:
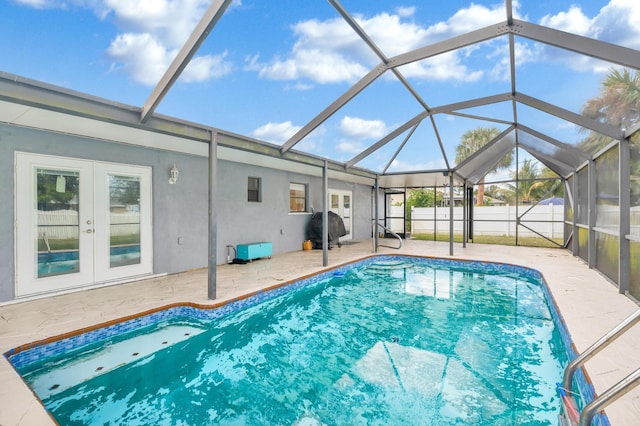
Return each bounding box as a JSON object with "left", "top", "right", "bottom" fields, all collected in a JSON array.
[
  {"left": 38, "top": 244, "right": 141, "bottom": 276},
  {"left": 9, "top": 256, "right": 569, "bottom": 425}
]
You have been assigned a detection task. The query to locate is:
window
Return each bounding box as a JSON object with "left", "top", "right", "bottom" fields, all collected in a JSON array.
[
  {"left": 289, "top": 182, "right": 307, "bottom": 212},
  {"left": 248, "top": 177, "right": 261, "bottom": 202}
]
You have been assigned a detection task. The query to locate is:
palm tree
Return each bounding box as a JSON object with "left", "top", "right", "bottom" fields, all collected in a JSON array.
[
  {"left": 455, "top": 127, "right": 514, "bottom": 205},
  {"left": 512, "top": 159, "right": 544, "bottom": 203},
  {"left": 580, "top": 68, "right": 640, "bottom": 153},
  {"left": 538, "top": 166, "right": 564, "bottom": 199}
]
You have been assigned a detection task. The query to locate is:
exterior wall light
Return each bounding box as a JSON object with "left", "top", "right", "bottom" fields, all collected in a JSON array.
[{"left": 168, "top": 164, "right": 180, "bottom": 184}]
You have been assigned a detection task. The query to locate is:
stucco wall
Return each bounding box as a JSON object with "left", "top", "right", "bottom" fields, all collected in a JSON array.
[
  {"left": 0, "top": 123, "right": 373, "bottom": 302},
  {"left": 215, "top": 161, "right": 373, "bottom": 259}
]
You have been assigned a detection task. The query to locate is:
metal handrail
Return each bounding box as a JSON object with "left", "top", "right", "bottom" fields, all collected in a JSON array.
[
  {"left": 560, "top": 309, "right": 640, "bottom": 425},
  {"left": 579, "top": 367, "right": 640, "bottom": 426},
  {"left": 374, "top": 223, "right": 402, "bottom": 250},
  {"left": 563, "top": 309, "right": 640, "bottom": 390},
  {"left": 41, "top": 232, "right": 51, "bottom": 253}
]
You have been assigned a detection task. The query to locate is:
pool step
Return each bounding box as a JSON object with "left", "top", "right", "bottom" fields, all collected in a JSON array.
[
  {"left": 25, "top": 324, "right": 206, "bottom": 399},
  {"left": 364, "top": 261, "right": 409, "bottom": 273}
]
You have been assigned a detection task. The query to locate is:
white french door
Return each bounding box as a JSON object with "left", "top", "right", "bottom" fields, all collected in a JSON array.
[
  {"left": 328, "top": 189, "right": 352, "bottom": 242},
  {"left": 15, "top": 153, "right": 153, "bottom": 297}
]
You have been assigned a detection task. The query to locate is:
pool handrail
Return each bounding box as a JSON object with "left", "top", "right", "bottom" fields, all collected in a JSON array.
[
  {"left": 578, "top": 367, "right": 640, "bottom": 426},
  {"left": 560, "top": 308, "right": 640, "bottom": 425},
  {"left": 373, "top": 222, "right": 402, "bottom": 251}
]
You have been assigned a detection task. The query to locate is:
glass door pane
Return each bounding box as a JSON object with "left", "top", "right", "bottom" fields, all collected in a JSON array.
[
  {"left": 94, "top": 162, "right": 152, "bottom": 282},
  {"left": 343, "top": 195, "right": 351, "bottom": 237},
  {"left": 328, "top": 189, "right": 353, "bottom": 242},
  {"left": 36, "top": 168, "right": 80, "bottom": 278},
  {"left": 16, "top": 153, "right": 94, "bottom": 297},
  {"left": 108, "top": 175, "right": 141, "bottom": 268}
]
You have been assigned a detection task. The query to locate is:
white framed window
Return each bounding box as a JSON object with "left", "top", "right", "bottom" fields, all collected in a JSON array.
[{"left": 289, "top": 182, "right": 307, "bottom": 212}]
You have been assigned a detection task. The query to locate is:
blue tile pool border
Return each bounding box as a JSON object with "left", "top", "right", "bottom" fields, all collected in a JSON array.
[{"left": 4, "top": 253, "right": 606, "bottom": 424}]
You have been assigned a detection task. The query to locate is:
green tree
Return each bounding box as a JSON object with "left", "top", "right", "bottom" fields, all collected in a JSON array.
[
  {"left": 455, "top": 127, "right": 514, "bottom": 205},
  {"left": 405, "top": 188, "right": 443, "bottom": 228},
  {"left": 485, "top": 184, "right": 515, "bottom": 204},
  {"left": 539, "top": 166, "right": 564, "bottom": 199},
  {"left": 580, "top": 68, "right": 640, "bottom": 204},
  {"left": 580, "top": 68, "right": 640, "bottom": 153},
  {"left": 37, "top": 174, "right": 79, "bottom": 211},
  {"left": 406, "top": 188, "right": 441, "bottom": 208}
]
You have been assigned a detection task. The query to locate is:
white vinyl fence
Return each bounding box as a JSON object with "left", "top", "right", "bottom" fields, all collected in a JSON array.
[
  {"left": 410, "top": 204, "right": 565, "bottom": 239},
  {"left": 37, "top": 210, "right": 140, "bottom": 239}
]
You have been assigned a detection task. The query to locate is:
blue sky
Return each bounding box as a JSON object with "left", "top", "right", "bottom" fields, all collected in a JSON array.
[{"left": 2, "top": 0, "right": 639, "bottom": 180}]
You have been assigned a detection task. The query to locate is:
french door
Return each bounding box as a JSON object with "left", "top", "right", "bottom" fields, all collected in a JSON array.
[
  {"left": 16, "top": 153, "right": 153, "bottom": 297},
  {"left": 329, "top": 189, "right": 352, "bottom": 242}
]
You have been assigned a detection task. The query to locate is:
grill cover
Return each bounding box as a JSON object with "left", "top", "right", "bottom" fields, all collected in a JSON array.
[{"left": 307, "top": 211, "right": 347, "bottom": 249}]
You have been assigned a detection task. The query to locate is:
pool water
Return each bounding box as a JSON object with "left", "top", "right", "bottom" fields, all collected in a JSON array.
[
  {"left": 13, "top": 257, "right": 568, "bottom": 425},
  {"left": 38, "top": 244, "right": 140, "bottom": 276}
]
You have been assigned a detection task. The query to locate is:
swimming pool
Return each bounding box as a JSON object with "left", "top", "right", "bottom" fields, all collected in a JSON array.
[
  {"left": 38, "top": 244, "right": 141, "bottom": 276},
  {"left": 6, "top": 255, "right": 591, "bottom": 425}
]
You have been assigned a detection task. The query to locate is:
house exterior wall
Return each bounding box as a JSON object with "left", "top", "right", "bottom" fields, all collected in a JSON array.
[{"left": 0, "top": 123, "right": 372, "bottom": 303}]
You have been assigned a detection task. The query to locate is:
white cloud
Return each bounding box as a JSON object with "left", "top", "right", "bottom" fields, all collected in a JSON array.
[
  {"left": 336, "top": 140, "right": 366, "bottom": 155},
  {"left": 339, "top": 116, "right": 387, "bottom": 140},
  {"left": 106, "top": 33, "right": 170, "bottom": 85},
  {"left": 395, "top": 6, "right": 415, "bottom": 18},
  {"left": 102, "top": 0, "right": 237, "bottom": 85},
  {"left": 591, "top": 0, "right": 640, "bottom": 48},
  {"left": 540, "top": 5, "right": 592, "bottom": 36},
  {"left": 246, "top": 17, "right": 372, "bottom": 84},
  {"left": 251, "top": 121, "right": 302, "bottom": 144},
  {"left": 488, "top": 40, "right": 541, "bottom": 80},
  {"left": 436, "top": 2, "right": 509, "bottom": 35},
  {"left": 14, "top": 0, "right": 57, "bottom": 8},
  {"left": 399, "top": 51, "right": 484, "bottom": 82},
  {"left": 251, "top": 121, "right": 323, "bottom": 153},
  {"left": 16, "top": 0, "right": 235, "bottom": 86},
  {"left": 103, "top": 0, "right": 209, "bottom": 45},
  {"left": 182, "top": 52, "right": 233, "bottom": 82},
  {"left": 334, "top": 115, "right": 388, "bottom": 158},
  {"left": 249, "top": 2, "right": 515, "bottom": 86},
  {"left": 539, "top": 1, "right": 640, "bottom": 73},
  {"left": 386, "top": 157, "right": 447, "bottom": 172},
  {"left": 106, "top": 32, "right": 232, "bottom": 85}
]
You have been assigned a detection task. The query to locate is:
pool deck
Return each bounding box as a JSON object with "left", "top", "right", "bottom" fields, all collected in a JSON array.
[{"left": 1, "top": 239, "right": 639, "bottom": 425}]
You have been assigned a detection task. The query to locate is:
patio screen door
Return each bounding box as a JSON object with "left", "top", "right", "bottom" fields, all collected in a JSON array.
[{"left": 15, "top": 153, "right": 152, "bottom": 297}]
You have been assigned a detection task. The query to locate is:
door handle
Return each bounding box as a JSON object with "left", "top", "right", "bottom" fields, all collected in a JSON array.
[{"left": 84, "top": 229, "right": 93, "bottom": 234}]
